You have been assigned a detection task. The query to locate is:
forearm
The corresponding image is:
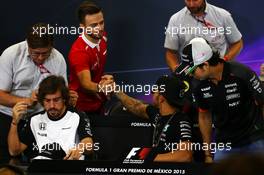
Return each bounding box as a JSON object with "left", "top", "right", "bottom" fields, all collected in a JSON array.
[
  {"left": 154, "top": 150, "right": 192, "bottom": 162},
  {"left": 80, "top": 81, "right": 98, "bottom": 93},
  {"left": 225, "top": 39, "right": 243, "bottom": 61},
  {"left": 0, "top": 90, "right": 29, "bottom": 108},
  {"left": 198, "top": 111, "right": 212, "bottom": 156},
  {"left": 64, "top": 137, "right": 94, "bottom": 160},
  {"left": 115, "top": 91, "right": 148, "bottom": 119},
  {"left": 8, "top": 121, "right": 23, "bottom": 156},
  {"left": 79, "top": 137, "right": 94, "bottom": 155},
  {"left": 165, "top": 49, "right": 180, "bottom": 72}
]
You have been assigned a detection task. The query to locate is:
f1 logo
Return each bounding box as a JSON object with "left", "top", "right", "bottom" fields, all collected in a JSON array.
[{"left": 126, "top": 147, "right": 140, "bottom": 159}]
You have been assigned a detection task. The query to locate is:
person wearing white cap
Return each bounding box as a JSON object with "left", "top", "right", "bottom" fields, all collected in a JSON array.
[
  {"left": 164, "top": 0, "right": 243, "bottom": 72},
  {"left": 178, "top": 37, "right": 264, "bottom": 162}
]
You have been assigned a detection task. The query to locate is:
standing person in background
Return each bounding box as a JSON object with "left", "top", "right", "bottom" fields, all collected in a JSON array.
[
  {"left": 165, "top": 0, "right": 243, "bottom": 72},
  {"left": 0, "top": 23, "right": 71, "bottom": 163},
  {"left": 259, "top": 63, "right": 264, "bottom": 83},
  {"left": 68, "top": 0, "right": 112, "bottom": 117}
]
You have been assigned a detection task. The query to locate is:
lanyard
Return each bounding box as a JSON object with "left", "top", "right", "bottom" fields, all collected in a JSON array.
[
  {"left": 152, "top": 112, "right": 177, "bottom": 148},
  {"left": 38, "top": 64, "right": 51, "bottom": 74},
  {"left": 193, "top": 14, "right": 215, "bottom": 29}
]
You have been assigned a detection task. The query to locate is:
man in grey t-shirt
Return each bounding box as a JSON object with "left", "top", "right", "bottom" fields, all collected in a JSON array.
[
  {"left": 0, "top": 23, "right": 70, "bottom": 163},
  {"left": 259, "top": 63, "right": 264, "bottom": 83},
  {"left": 164, "top": 0, "right": 243, "bottom": 72}
]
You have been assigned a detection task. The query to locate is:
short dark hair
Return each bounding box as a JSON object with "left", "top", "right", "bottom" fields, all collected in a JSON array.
[
  {"left": 78, "top": 0, "right": 102, "bottom": 24},
  {"left": 194, "top": 52, "right": 223, "bottom": 70},
  {"left": 26, "top": 23, "right": 54, "bottom": 49},
  {"left": 206, "top": 51, "right": 224, "bottom": 66},
  {"left": 37, "top": 75, "right": 69, "bottom": 106}
]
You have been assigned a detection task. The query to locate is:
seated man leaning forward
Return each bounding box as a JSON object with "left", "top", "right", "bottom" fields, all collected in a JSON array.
[
  {"left": 8, "top": 75, "right": 94, "bottom": 160},
  {"left": 109, "top": 75, "right": 192, "bottom": 162}
]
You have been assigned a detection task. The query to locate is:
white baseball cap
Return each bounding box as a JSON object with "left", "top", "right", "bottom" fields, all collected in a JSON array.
[{"left": 176, "top": 37, "right": 213, "bottom": 75}]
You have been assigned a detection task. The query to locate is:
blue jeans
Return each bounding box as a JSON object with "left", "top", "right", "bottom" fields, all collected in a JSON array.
[{"left": 214, "top": 139, "right": 264, "bottom": 162}]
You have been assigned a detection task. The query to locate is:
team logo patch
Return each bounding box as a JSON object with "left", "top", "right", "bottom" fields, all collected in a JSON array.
[
  {"left": 39, "top": 122, "right": 47, "bottom": 131},
  {"left": 183, "top": 81, "right": 190, "bottom": 92},
  {"left": 163, "top": 124, "right": 170, "bottom": 132}
]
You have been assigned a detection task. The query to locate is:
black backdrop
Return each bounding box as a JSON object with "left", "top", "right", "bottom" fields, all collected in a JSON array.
[{"left": 1, "top": 0, "right": 263, "bottom": 74}]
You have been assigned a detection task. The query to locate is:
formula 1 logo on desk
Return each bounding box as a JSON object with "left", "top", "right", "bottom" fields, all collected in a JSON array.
[{"left": 123, "top": 147, "right": 152, "bottom": 164}]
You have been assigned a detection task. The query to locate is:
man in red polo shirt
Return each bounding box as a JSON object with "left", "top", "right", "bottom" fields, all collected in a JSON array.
[{"left": 68, "top": 1, "right": 111, "bottom": 115}]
